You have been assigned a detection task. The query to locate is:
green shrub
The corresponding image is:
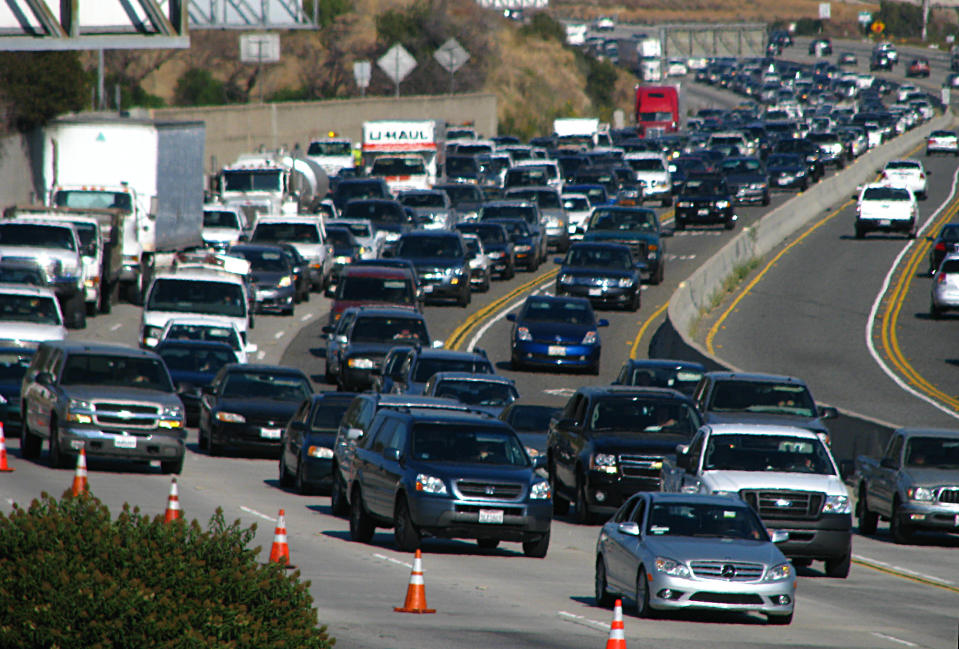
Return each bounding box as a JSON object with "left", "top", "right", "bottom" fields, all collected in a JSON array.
[
  {"left": 304, "top": 0, "right": 352, "bottom": 28},
  {"left": 519, "top": 13, "right": 565, "bottom": 43},
  {"left": 0, "top": 492, "right": 334, "bottom": 649},
  {"left": 792, "top": 18, "right": 823, "bottom": 36},
  {"left": 0, "top": 51, "right": 88, "bottom": 132},
  {"left": 876, "top": 0, "right": 923, "bottom": 38},
  {"left": 175, "top": 67, "right": 231, "bottom": 106}
]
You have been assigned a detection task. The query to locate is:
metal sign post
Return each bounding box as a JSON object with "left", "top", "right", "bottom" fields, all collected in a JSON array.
[
  {"left": 353, "top": 61, "right": 371, "bottom": 97},
  {"left": 378, "top": 44, "right": 417, "bottom": 98},
  {"left": 434, "top": 38, "right": 470, "bottom": 94},
  {"left": 240, "top": 33, "right": 281, "bottom": 103}
]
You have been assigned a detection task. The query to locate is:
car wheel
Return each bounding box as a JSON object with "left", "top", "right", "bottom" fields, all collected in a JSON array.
[
  {"left": 856, "top": 487, "right": 879, "bottom": 535},
  {"left": 574, "top": 475, "right": 594, "bottom": 524},
  {"left": 635, "top": 567, "right": 656, "bottom": 618},
  {"left": 330, "top": 471, "right": 349, "bottom": 517},
  {"left": 48, "top": 420, "right": 69, "bottom": 469},
  {"left": 458, "top": 288, "right": 471, "bottom": 308},
  {"left": 767, "top": 612, "right": 793, "bottom": 625},
  {"left": 522, "top": 528, "right": 550, "bottom": 558},
  {"left": 855, "top": 225, "right": 865, "bottom": 239},
  {"left": 483, "top": 273, "right": 491, "bottom": 292},
  {"left": 890, "top": 499, "right": 914, "bottom": 544},
  {"left": 278, "top": 452, "right": 295, "bottom": 488},
  {"left": 393, "top": 497, "right": 420, "bottom": 552},
  {"left": 652, "top": 263, "right": 664, "bottom": 285},
  {"left": 197, "top": 425, "right": 209, "bottom": 451},
  {"left": 161, "top": 454, "right": 184, "bottom": 475},
  {"left": 207, "top": 430, "right": 222, "bottom": 456},
  {"left": 349, "top": 487, "right": 376, "bottom": 543},
  {"left": 628, "top": 290, "right": 640, "bottom": 312},
  {"left": 762, "top": 192, "right": 770, "bottom": 206},
  {"left": 549, "top": 461, "right": 570, "bottom": 515},
  {"left": 324, "top": 362, "right": 336, "bottom": 384},
  {"left": 506, "top": 263, "right": 515, "bottom": 280},
  {"left": 295, "top": 460, "right": 311, "bottom": 495},
  {"left": 930, "top": 301, "right": 943, "bottom": 319},
  {"left": 724, "top": 218, "right": 736, "bottom": 231},
  {"left": 477, "top": 538, "right": 499, "bottom": 550},
  {"left": 20, "top": 412, "right": 42, "bottom": 460},
  {"left": 595, "top": 556, "right": 615, "bottom": 608},
  {"left": 674, "top": 218, "right": 685, "bottom": 231},
  {"left": 825, "top": 551, "right": 851, "bottom": 578},
  {"left": 510, "top": 353, "right": 525, "bottom": 373},
  {"left": 800, "top": 180, "right": 808, "bottom": 191}
]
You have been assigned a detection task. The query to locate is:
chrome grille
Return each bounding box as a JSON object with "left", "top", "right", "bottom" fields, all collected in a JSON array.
[
  {"left": 740, "top": 490, "right": 824, "bottom": 520},
  {"left": 690, "top": 561, "right": 764, "bottom": 582},
  {"left": 938, "top": 488, "right": 959, "bottom": 504},
  {"left": 455, "top": 480, "right": 523, "bottom": 500},
  {"left": 93, "top": 402, "right": 160, "bottom": 430},
  {"left": 619, "top": 454, "right": 664, "bottom": 479}
]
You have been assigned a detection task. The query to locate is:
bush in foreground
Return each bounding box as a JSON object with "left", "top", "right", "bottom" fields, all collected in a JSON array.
[{"left": 0, "top": 492, "right": 334, "bottom": 649}]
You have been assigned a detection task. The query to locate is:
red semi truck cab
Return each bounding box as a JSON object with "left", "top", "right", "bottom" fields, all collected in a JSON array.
[{"left": 635, "top": 85, "right": 679, "bottom": 137}]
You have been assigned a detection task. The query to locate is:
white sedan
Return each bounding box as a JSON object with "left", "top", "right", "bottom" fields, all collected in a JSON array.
[
  {"left": 855, "top": 183, "right": 918, "bottom": 239},
  {"left": 881, "top": 159, "right": 928, "bottom": 200},
  {"left": 927, "top": 130, "right": 959, "bottom": 157}
]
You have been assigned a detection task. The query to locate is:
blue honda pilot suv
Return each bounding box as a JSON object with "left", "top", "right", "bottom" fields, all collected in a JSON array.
[{"left": 347, "top": 407, "right": 552, "bottom": 556}]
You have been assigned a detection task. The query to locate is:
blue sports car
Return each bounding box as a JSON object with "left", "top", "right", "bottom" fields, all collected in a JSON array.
[{"left": 508, "top": 295, "right": 608, "bottom": 374}]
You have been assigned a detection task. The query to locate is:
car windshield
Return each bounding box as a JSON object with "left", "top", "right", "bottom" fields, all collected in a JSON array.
[
  {"left": 329, "top": 221, "right": 373, "bottom": 238},
  {"left": 60, "top": 354, "right": 172, "bottom": 391},
  {"left": 0, "top": 267, "right": 46, "bottom": 286},
  {"left": 412, "top": 358, "right": 492, "bottom": 383},
  {"left": 0, "top": 349, "right": 34, "bottom": 383},
  {"left": 147, "top": 279, "right": 246, "bottom": 318},
  {"left": 461, "top": 226, "right": 505, "bottom": 244},
  {"left": 222, "top": 169, "right": 282, "bottom": 192},
  {"left": 342, "top": 202, "right": 408, "bottom": 224},
  {"left": 683, "top": 180, "right": 725, "bottom": 194},
  {"left": 54, "top": 189, "right": 133, "bottom": 211},
  {"left": 509, "top": 191, "right": 561, "bottom": 209},
  {"left": 707, "top": 380, "right": 816, "bottom": 417},
  {"left": 397, "top": 236, "right": 462, "bottom": 258},
  {"left": 767, "top": 154, "right": 801, "bottom": 167},
  {"left": 885, "top": 161, "right": 920, "bottom": 171},
  {"left": 441, "top": 185, "right": 483, "bottom": 206},
  {"left": 481, "top": 205, "right": 537, "bottom": 222},
  {"left": 307, "top": 141, "right": 351, "bottom": 155},
  {"left": 351, "top": 316, "right": 428, "bottom": 345},
  {"left": 704, "top": 434, "right": 834, "bottom": 474},
  {"left": 937, "top": 226, "right": 959, "bottom": 243},
  {"left": 565, "top": 246, "right": 632, "bottom": 270},
  {"left": 400, "top": 193, "right": 446, "bottom": 208},
  {"left": 0, "top": 224, "right": 75, "bottom": 251},
  {"left": 339, "top": 277, "right": 413, "bottom": 303},
  {"left": 646, "top": 502, "right": 766, "bottom": 540},
  {"left": 433, "top": 380, "right": 518, "bottom": 407},
  {"left": 233, "top": 249, "right": 289, "bottom": 272},
  {"left": 158, "top": 345, "right": 236, "bottom": 374},
  {"left": 221, "top": 371, "right": 311, "bottom": 401},
  {"left": 372, "top": 157, "right": 426, "bottom": 175},
  {"left": 0, "top": 294, "right": 60, "bottom": 325},
  {"left": 522, "top": 298, "right": 594, "bottom": 325},
  {"left": 588, "top": 208, "right": 657, "bottom": 232},
  {"left": 310, "top": 402, "right": 352, "bottom": 432},
  {"left": 446, "top": 158, "right": 479, "bottom": 176},
  {"left": 625, "top": 366, "right": 704, "bottom": 394},
  {"left": 588, "top": 397, "right": 699, "bottom": 435},
  {"left": 410, "top": 424, "right": 529, "bottom": 465},
  {"left": 337, "top": 182, "right": 389, "bottom": 201},
  {"left": 627, "top": 158, "right": 666, "bottom": 172},
  {"left": 905, "top": 437, "right": 959, "bottom": 468},
  {"left": 251, "top": 223, "right": 320, "bottom": 243},
  {"left": 164, "top": 324, "right": 241, "bottom": 350},
  {"left": 464, "top": 238, "right": 480, "bottom": 256},
  {"left": 204, "top": 210, "right": 241, "bottom": 229},
  {"left": 721, "top": 159, "right": 762, "bottom": 173}
]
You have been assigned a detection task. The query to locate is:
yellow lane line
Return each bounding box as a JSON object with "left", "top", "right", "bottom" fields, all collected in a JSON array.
[
  {"left": 445, "top": 268, "right": 559, "bottom": 350},
  {"left": 852, "top": 557, "right": 959, "bottom": 594},
  {"left": 630, "top": 301, "right": 669, "bottom": 360},
  {"left": 705, "top": 199, "right": 855, "bottom": 356}
]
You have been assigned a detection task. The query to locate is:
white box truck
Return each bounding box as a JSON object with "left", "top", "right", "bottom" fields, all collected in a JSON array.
[
  {"left": 362, "top": 120, "right": 445, "bottom": 193},
  {"left": 40, "top": 114, "right": 206, "bottom": 302}
]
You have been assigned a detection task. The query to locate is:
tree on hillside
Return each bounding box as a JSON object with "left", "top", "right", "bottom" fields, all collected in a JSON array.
[{"left": 0, "top": 52, "right": 88, "bottom": 132}]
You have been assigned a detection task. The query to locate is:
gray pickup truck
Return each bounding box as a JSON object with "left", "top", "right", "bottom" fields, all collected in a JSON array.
[
  {"left": 854, "top": 428, "right": 959, "bottom": 543},
  {"left": 20, "top": 340, "right": 187, "bottom": 474}
]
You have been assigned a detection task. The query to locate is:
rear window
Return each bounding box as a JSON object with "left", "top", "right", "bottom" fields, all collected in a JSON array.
[
  {"left": 862, "top": 187, "right": 912, "bottom": 201},
  {"left": 412, "top": 358, "right": 492, "bottom": 383},
  {"left": 252, "top": 223, "right": 320, "bottom": 244}
]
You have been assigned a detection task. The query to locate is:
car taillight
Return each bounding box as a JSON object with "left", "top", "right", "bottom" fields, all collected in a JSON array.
[
  {"left": 937, "top": 272, "right": 947, "bottom": 284},
  {"left": 936, "top": 242, "right": 947, "bottom": 253}
]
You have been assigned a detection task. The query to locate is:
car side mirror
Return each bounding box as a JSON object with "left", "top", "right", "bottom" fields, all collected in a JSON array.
[
  {"left": 346, "top": 427, "right": 364, "bottom": 441},
  {"left": 289, "top": 421, "right": 308, "bottom": 433},
  {"left": 431, "top": 340, "right": 444, "bottom": 349},
  {"left": 322, "top": 325, "right": 334, "bottom": 335},
  {"left": 385, "top": 447, "right": 402, "bottom": 461},
  {"left": 617, "top": 521, "right": 640, "bottom": 536},
  {"left": 506, "top": 313, "right": 516, "bottom": 322},
  {"left": 675, "top": 444, "right": 689, "bottom": 468},
  {"left": 36, "top": 371, "right": 54, "bottom": 386},
  {"left": 554, "top": 417, "right": 576, "bottom": 432},
  {"left": 554, "top": 257, "right": 564, "bottom": 265},
  {"left": 880, "top": 457, "right": 898, "bottom": 470},
  {"left": 335, "top": 335, "right": 348, "bottom": 345},
  {"left": 597, "top": 319, "right": 609, "bottom": 327},
  {"left": 325, "top": 284, "right": 336, "bottom": 298},
  {"left": 532, "top": 455, "right": 547, "bottom": 469},
  {"left": 770, "top": 530, "right": 789, "bottom": 543},
  {"left": 819, "top": 405, "right": 838, "bottom": 420},
  {"left": 245, "top": 343, "right": 258, "bottom": 354}
]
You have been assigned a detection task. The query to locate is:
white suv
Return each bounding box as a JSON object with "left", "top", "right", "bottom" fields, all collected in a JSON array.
[
  {"left": 250, "top": 216, "right": 332, "bottom": 291},
  {"left": 624, "top": 153, "right": 673, "bottom": 206},
  {"left": 881, "top": 159, "right": 928, "bottom": 200},
  {"left": 855, "top": 183, "right": 918, "bottom": 239}
]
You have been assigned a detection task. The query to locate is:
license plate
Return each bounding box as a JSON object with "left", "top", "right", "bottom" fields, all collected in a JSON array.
[
  {"left": 478, "top": 509, "right": 504, "bottom": 524},
  {"left": 777, "top": 178, "right": 790, "bottom": 185},
  {"left": 697, "top": 208, "right": 710, "bottom": 215},
  {"left": 588, "top": 287, "right": 603, "bottom": 296},
  {"left": 114, "top": 435, "right": 137, "bottom": 449},
  {"left": 422, "top": 285, "right": 433, "bottom": 293},
  {"left": 879, "top": 219, "right": 891, "bottom": 227},
  {"left": 547, "top": 345, "right": 566, "bottom": 356},
  {"left": 261, "top": 427, "right": 282, "bottom": 439}
]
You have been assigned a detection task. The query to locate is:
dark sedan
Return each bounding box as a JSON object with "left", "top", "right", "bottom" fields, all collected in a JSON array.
[
  {"left": 481, "top": 217, "right": 541, "bottom": 272},
  {"left": 674, "top": 175, "right": 736, "bottom": 231},
  {"left": 393, "top": 230, "right": 471, "bottom": 307},
  {"left": 773, "top": 138, "right": 825, "bottom": 181},
  {"left": 612, "top": 358, "right": 706, "bottom": 397},
  {"left": 719, "top": 157, "right": 769, "bottom": 206},
  {"left": 555, "top": 242, "right": 643, "bottom": 311},
  {"left": 581, "top": 206, "right": 664, "bottom": 285},
  {"left": 325, "top": 225, "right": 363, "bottom": 285},
  {"left": 198, "top": 364, "right": 313, "bottom": 456},
  {"left": 156, "top": 340, "right": 239, "bottom": 425},
  {"left": 456, "top": 222, "right": 516, "bottom": 280},
  {"left": 279, "top": 391, "right": 356, "bottom": 494},
  {"left": 275, "top": 242, "right": 311, "bottom": 304},
  {"left": 508, "top": 295, "right": 608, "bottom": 374},
  {"left": 928, "top": 222, "right": 959, "bottom": 275},
  {"left": 228, "top": 243, "right": 297, "bottom": 315},
  {"left": 765, "top": 153, "right": 810, "bottom": 191}
]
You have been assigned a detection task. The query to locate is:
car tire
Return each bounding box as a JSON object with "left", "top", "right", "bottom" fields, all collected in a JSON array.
[
  {"left": 279, "top": 452, "right": 295, "bottom": 488},
  {"left": 930, "top": 301, "right": 943, "bottom": 319},
  {"left": 477, "top": 538, "right": 499, "bottom": 550},
  {"left": 207, "top": 430, "right": 222, "bottom": 457},
  {"left": 48, "top": 420, "right": 69, "bottom": 469},
  {"left": 20, "top": 412, "right": 42, "bottom": 460},
  {"left": 767, "top": 612, "right": 793, "bottom": 625},
  {"left": 349, "top": 487, "right": 376, "bottom": 543},
  {"left": 652, "top": 263, "right": 664, "bottom": 285},
  {"left": 890, "top": 499, "right": 914, "bottom": 544},
  {"left": 324, "top": 362, "right": 336, "bottom": 384},
  {"left": 674, "top": 218, "right": 685, "bottom": 231},
  {"left": 635, "top": 567, "right": 656, "bottom": 618},
  {"left": 856, "top": 487, "right": 879, "bottom": 535},
  {"left": 522, "top": 528, "right": 550, "bottom": 558},
  {"left": 161, "top": 454, "right": 184, "bottom": 475},
  {"left": 458, "top": 289, "right": 471, "bottom": 308},
  {"left": 330, "top": 472, "right": 349, "bottom": 516},
  {"left": 628, "top": 290, "right": 640, "bottom": 312},
  {"left": 295, "top": 460, "right": 311, "bottom": 495},
  {"left": 393, "top": 497, "right": 420, "bottom": 552},
  {"left": 549, "top": 461, "right": 570, "bottom": 515},
  {"left": 505, "top": 263, "right": 515, "bottom": 280},
  {"left": 595, "top": 557, "right": 615, "bottom": 608},
  {"left": 510, "top": 354, "right": 525, "bottom": 373},
  {"left": 724, "top": 218, "right": 736, "bottom": 231},
  {"left": 825, "top": 551, "right": 851, "bottom": 578},
  {"left": 574, "top": 475, "right": 594, "bottom": 524},
  {"left": 855, "top": 225, "right": 865, "bottom": 239}
]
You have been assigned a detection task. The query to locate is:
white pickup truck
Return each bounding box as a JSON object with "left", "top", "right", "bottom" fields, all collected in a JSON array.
[{"left": 663, "top": 423, "right": 853, "bottom": 578}]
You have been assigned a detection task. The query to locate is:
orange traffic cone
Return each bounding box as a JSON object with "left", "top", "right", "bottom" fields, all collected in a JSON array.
[
  {"left": 269, "top": 509, "right": 294, "bottom": 568},
  {"left": 605, "top": 599, "right": 627, "bottom": 649},
  {"left": 394, "top": 549, "right": 436, "bottom": 614},
  {"left": 71, "top": 447, "right": 88, "bottom": 496},
  {"left": 0, "top": 423, "right": 13, "bottom": 472},
  {"left": 164, "top": 478, "right": 182, "bottom": 522}
]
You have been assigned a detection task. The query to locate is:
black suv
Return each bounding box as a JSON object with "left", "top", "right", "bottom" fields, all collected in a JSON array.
[
  {"left": 392, "top": 230, "right": 471, "bottom": 307},
  {"left": 347, "top": 407, "right": 552, "bottom": 555},
  {"left": 546, "top": 386, "right": 702, "bottom": 523},
  {"left": 377, "top": 346, "right": 495, "bottom": 395},
  {"left": 773, "top": 139, "right": 825, "bottom": 181},
  {"left": 691, "top": 371, "right": 838, "bottom": 440},
  {"left": 674, "top": 174, "right": 736, "bottom": 231}
]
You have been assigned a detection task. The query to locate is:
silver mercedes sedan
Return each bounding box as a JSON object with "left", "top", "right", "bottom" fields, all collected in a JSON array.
[{"left": 594, "top": 492, "right": 796, "bottom": 624}]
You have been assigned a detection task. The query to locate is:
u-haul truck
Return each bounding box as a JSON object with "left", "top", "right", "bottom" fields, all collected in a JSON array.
[{"left": 362, "top": 120, "right": 446, "bottom": 194}]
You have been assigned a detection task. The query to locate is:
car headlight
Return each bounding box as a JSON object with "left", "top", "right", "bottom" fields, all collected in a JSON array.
[
  {"left": 711, "top": 490, "right": 734, "bottom": 496},
  {"left": 515, "top": 244, "right": 532, "bottom": 252},
  {"left": 142, "top": 325, "right": 162, "bottom": 348},
  {"left": 764, "top": 562, "right": 793, "bottom": 582},
  {"left": 590, "top": 452, "right": 617, "bottom": 473},
  {"left": 216, "top": 411, "right": 246, "bottom": 423},
  {"left": 655, "top": 556, "right": 691, "bottom": 578},
  {"left": 516, "top": 326, "right": 532, "bottom": 341},
  {"left": 451, "top": 266, "right": 465, "bottom": 276},
  {"left": 415, "top": 473, "right": 447, "bottom": 495},
  {"left": 616, "top": 277, "right": 634, "bottom": 288},
  {"left": 582, "top": 330, "right": 598, "bottom": 344},
  {"left": 677, "top": 201, "right": 693, "bottom": 208},
  {"left": 67, "top": 398, "right": 95, "bottom": 424},
  {"left": 530, "top": 480, "right": 551, "bottom": 499},
  {"left": 278, "top": 275, "right": 293, "bottom": 288},
  {"left": 333, "top": 256, "right": 352, "bottom": 265},
  {"left": 488, "top": 251, "right": 505, "bottom": 259},
  {"left": 347, "top": 357, "right": 375, "bottom": 370},
  {"left": 907, "top": 486, "right": 935, "bottom": 502},
  {"left": 716, "top": 200, "right": 730, "bottom": 209},
  {"left": 307, "top": 445, "right": 335, "bottom": 459},
  {"left": 559, "top": 273, "right": 573, "bottom": 285},
  {"left": 823, "top": 494, "right": 852, "bottom": 513}
]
